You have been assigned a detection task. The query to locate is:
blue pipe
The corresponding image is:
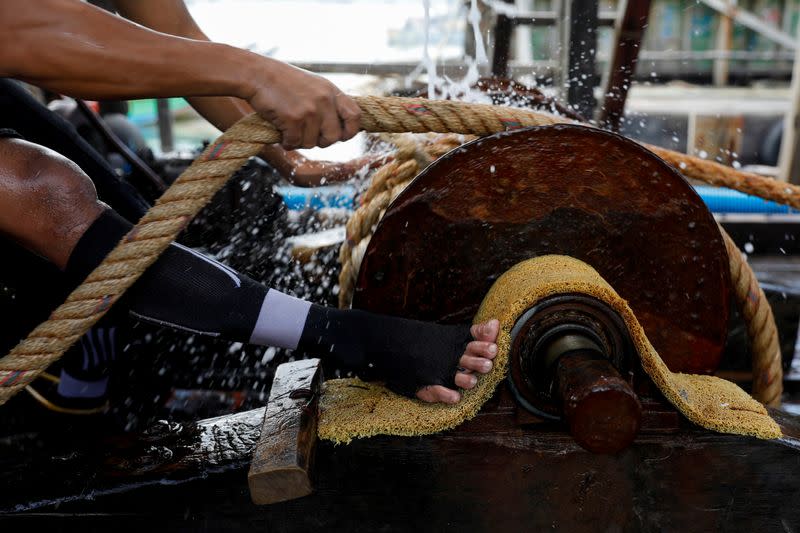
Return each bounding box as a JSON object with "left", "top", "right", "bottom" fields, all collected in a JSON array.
[
  {"left": 694, "top": 185, "right": 800, "bottom": 215},
  {"left": 275, "top": 184, "right": 356, "bottom": 210},
  {"left": 275, "top": 183, "right": 799, "bottom": 215}
]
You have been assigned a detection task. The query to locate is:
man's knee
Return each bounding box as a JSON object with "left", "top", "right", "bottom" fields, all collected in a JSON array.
[
  {"left": 2, "top": 138, "right": 101, "bottom": 218},
  {"left": 0, "top": 138, "right": 104, "bottom": 266}
]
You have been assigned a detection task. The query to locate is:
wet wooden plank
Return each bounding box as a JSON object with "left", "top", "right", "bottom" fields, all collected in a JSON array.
[
  {"left": 6, "top": 406, "right": 800, "bottom": 532},
  {"left": 598, "top": 0, "right": 652, "bottom": 130},
  {"left": 0, "top": 406, "right": 266, "bottom": 510},
  {"left": 248, "top": 358, "right": 321, "bottom": 504}
]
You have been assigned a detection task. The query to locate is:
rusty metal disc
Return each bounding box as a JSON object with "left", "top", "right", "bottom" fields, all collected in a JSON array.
[{"left": 353, "top": 125, "right": 730, "bottom": 374}]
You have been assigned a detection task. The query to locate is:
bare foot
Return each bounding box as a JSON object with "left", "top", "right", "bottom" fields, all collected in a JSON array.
[{"left": 416, "top": 319, "right": 500, "bottom": 404}]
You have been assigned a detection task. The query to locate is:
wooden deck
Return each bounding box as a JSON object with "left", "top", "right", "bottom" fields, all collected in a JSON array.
[{"left": 3, "top": 393, "right": 800, "bottom": 532}]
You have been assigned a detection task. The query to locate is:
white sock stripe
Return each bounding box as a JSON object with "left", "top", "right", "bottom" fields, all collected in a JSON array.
[{"left": 249, "top": 289, "right": 312, "bottom": 350}]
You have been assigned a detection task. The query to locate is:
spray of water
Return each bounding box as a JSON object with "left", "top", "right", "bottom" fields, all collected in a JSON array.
[{"left": 408, "top": 0, "right": 490, "bottom": 103}]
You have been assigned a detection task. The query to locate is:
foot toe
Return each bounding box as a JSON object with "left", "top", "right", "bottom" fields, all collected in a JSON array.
[
  {"left": 455, "top": 372, "right": 478, "bottom": 389},
  {"left": 416, "top": 385, "right": 461, "bottom": 404},
  {"left": 465, "top": 340, "right": 497, "bottom": 359},
  {"left": 470, "top": 319, "right": 500, "bottom": 342},
  {"left": 459, "top": 354, "right": 493, "bottom": 374}
]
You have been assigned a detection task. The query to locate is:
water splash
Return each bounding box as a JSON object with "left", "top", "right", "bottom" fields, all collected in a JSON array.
[
  {"left": 422, "top": 0, "right": 438, "bottom": 99},
  {"left": 468, "top": 0, "right": 488, "bottom": 66},
  {"left": 407, "top": 0, "right": 490, "bottom": 103}
]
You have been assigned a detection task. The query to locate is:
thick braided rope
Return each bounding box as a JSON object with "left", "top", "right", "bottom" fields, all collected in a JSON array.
[
  {"left": 338, "top": 158, "right": 418, "bottom": 307},
  {"left": 723, "top": 230, "right": 783, "bottom": 406},
  {"left": 338, "top": 133, "right": 467, "bottom": 307},
  {"left": 360, "top": 96, "right": 800, "bottom": 208},
  {"left": 0, "top": 95, "right": 794, "bottom": 405},
  {"left": 649, "top": 145, "right": 800, "bottom": 210}
]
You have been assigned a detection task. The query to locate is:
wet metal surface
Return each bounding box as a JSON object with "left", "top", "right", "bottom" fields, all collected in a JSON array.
[
  {"left": 506, "top": 292, "right": 643, "bottom": 453},
  {"left": 355, "top": 125, "right": 731, "bottom": 374}
]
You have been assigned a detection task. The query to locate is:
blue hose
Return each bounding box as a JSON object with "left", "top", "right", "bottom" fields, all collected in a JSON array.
[
  {"left": 695, "top": 186, "right": 800, "bottom": 215},
  {"left": 275, "top": 184, "right": 356, "bottom": 210},
  {"left": 275, "top": 183, "right": 798, "bottom": 215}
]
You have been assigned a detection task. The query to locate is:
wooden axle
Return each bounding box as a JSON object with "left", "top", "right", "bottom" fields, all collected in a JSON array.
[
  {"left": 555, "top": 350, "right": 642, "bottom": 454},
  {"left": 508, "top": 295, "right": 642, "bottom": 453}
]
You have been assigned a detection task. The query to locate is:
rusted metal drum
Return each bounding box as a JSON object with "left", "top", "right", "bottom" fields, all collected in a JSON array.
[{"left": 353, "top": 125, "right": 730, "bottom": 375}]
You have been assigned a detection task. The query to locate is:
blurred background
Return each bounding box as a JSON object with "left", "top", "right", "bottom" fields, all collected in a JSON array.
[{"left": 120, "top": 0, "right": 800, "bottom": 174}]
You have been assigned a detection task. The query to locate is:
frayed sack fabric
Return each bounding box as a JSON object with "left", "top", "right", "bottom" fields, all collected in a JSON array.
[{"left": 318, "top": 255, "right": 780, "bottom": 444}]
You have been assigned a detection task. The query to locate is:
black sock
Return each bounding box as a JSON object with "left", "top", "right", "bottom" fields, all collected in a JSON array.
[
  {"left": 65, "top": 209, "right": 267, "bottom": 342},
  {"left": 65, "top": 209, "right": 474, "bottom": 400},
  {"left": 297, "top": 305, "right": 472, "bottom": 397}
]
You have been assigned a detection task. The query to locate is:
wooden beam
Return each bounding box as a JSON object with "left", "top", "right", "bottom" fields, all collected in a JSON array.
[
  {"left": 563, "top": 0, "right": 599, "bottom": 119},
  {"left": 491, "top": 0, "right": 515, "bottom": 77},
  {"left": 597, "top": 0, "right": 652, "bottom": 130},
  {"left": 513, "top": 0, "right": 534, "bottom": 66},
  {"left": 155, "top": 98, "right": 173, "bottom": 153},
  {"left": 479, "top": 3, "right": 618, "bottom": 26},
  {"left": 288, "top": 52, "right": 792, "bottom": 79},
  {"left": 692, "top": 114, "right": 744, "bottom": 165},
  {"left": 16, "top": 392, "right": 800, "bottom": 530},
  {"left": 287, "top": 227, "right": 345, "bottom": 264},
  {"left": 712, "top": 0, "right": 735, "bottom": 87},
  {"left": 699, "top": 0, "right": 797, "bottom": 50},
  {"left": 0, "top": 405, "right": 268, "bottom": 508},
  {"left": 248, "top": 358, "right": 322, "bottom": 505},
  {"left": 779, "top": 39, "right": 800, "bottom": 184}
]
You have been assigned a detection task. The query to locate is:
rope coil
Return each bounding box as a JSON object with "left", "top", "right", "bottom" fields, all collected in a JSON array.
[{"left": 0, "top": 96, "right": 794, "bottom": 406}]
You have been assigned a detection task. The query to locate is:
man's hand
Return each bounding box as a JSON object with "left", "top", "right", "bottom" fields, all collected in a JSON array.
[
  {"left": 113, "top": 0, "right": 362, "bottom": 155},
  {"left": 245, "top": 60, "right": 361, "bottom": 151}
]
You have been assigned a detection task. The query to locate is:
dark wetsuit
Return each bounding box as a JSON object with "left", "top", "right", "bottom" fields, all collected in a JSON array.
[{"left": 0, "top": 78, "right": 150, "bottom": 355}]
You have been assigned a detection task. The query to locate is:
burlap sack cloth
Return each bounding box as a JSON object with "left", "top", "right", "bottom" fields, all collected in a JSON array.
[{"left": 319, "top": 256, "right": 780, "bottom": 444}]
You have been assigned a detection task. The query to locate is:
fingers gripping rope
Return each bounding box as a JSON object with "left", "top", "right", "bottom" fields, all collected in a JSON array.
[{"left": 0, "top": 96, "right": 795, "bottom": 406}]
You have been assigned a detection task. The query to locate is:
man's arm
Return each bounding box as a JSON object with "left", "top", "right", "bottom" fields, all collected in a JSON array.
[
  {"left": 0, "top": 0, "right": 360, "bottom": 149},
  {"left": 113, "top": 0, "right": 381, "bottom": 186},
  {"left": 110, "top": 0, "right": 258, "bottom": 133}
]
